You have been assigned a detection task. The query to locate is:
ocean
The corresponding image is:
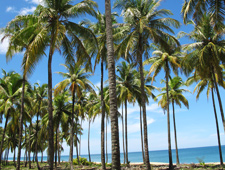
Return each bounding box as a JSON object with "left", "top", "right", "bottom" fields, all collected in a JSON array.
[{"left": 8, "top": 145, "right": 225, "bottom": 163}]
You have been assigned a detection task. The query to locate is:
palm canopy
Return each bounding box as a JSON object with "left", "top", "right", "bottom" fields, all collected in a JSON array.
[
  {"left": 114, "top": 0, "right": 180, "bottom": 62},
  {"left": 54, "top": 61, "right": 94, "bottom": 97},
  {"left": 145, "top": 38, "right": 182, "bottom": 81},
  {"left": 181, "top": 0, "right": 225, "bottom": 31},
  {"left": 180, "top": 14, "right": 225, "bottom": 81},
  {"left": 157, "top": 76, "right": 190, "bottom": 109}
]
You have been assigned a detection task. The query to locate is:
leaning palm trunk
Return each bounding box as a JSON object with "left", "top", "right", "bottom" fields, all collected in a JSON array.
[
  {"left": 25, "top": 126, "right": 27, "bottom": 167},
  {"left": 122, "top": 103, "right": 125, "bottom": 164},
  {"left": 0, "top": 112, "right": 10, "bottom": 170},
  {"left": 138, "top": 35, "right": 151, "bottom": 170},
  {"left": 105, "top": 115, "right": 108, "bottom": 163},
  {"left": 88, "top": 119, "right": 91, "bottom": 162},
  {"left": 172, "top": 100, "right": 179, "bottom": 165},
  {"left": 211, "top": 88, "right": 223, "bottom": 166},
  {"left": 140, "top": 106, "right": 145, "bottom": 163},
  {"left": 55, "top": 126, "right": 58, "bottom": 168},
  {"left": 36, "top": 107, "right": 41, "bottom": 170},
  {"left": 101, "top": 57, "right": 106, "bottom": 170},
  {"left": 75, "top": 118, "right": 79, "bottom": 163},
  {"left": 29, "top": 122, "right": 31, "bottom": 169},
  {"left": 48, "top": 30, "right": 55, "bottom": 170},
  {"left": 70, "top": 92, "right": 75, "bottom": 170},
  {"left": 79, "top": 120, "right": 82, "bottom": 157},
  {"left": 105, "top": 0, "right": 121, "bottom": 169},
  {"left": 17, "top": 78, "right": 25, "bottom": 170},
  {"left": 212, "top": 67, "right": 225, "bottom": 131},
  {"left": 125, "top": 99, "right": 128, "bottom": 164},
  {"left": 166, "top": 60, "right": 173, "bottom": 169}
]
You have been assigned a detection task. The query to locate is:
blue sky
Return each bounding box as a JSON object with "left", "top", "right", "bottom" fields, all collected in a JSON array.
[{"left": 1, "top": 0, "right": 225, "bottom": 160}]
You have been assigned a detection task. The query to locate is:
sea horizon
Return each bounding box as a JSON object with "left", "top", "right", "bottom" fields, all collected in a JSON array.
[{"left": 8, "top": 145, "right": 225, "bottom": 164}]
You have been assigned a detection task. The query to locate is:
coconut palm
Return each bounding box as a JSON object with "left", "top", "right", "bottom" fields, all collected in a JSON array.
[
  {"left": 181, "top": 0, "right": 225, "bottom": 31},
  {"left": 116, "top": 61, "right": 140, "bottom": 164},
  {"left": 186, "top": 69, "right": 224, "bottom": 166},
  {"left": 114, "top": 0, "right": 180, "bottom": 168},
  {"left": 145, "top": 38, "right": 181, "bottom": 169},
  {"left": 180, "top": 14, "right": 225, "bottom": 132},
  {"left": 0, "top": 71, "right": 23, "bottom": 169},
  {"left": 156, "top": 76, "right": 190, "bottom": 165},
  {"left": 54, "top": 60, "right": 94, "bottom": 169}
]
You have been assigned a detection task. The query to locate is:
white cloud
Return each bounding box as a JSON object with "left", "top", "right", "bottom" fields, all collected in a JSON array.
[
  {"left": 26, "top": 0, "right": 44, "bottom": 5},
  {"left": 19, "top": 6, "right": 36, "bottom": 15},
  {"left": 6, "top": 6, "right": 15, "bottom": 12},
  {"left": 0, "top": 34, "right": 9, "bottom": 54}
]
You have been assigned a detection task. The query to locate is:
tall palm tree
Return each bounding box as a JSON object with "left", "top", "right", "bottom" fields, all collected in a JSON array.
[
  {"left": 54, "top": 60, "right": 94, "bottom": 169},
  {"left": 145, "top": 39, "right": 181, "bottom": 169},
  {"left": 11, "top": 1, "right": 97, "bottom": 168},
  {"left": 181, "top": 0, "right": 225, "bottom": 31},
  {"left": 116, "top": 61, "right": 140, "bottom": 164},
  {"left": 156, "top": 76, "right": 190, "bottom": 166},
  {"left": 180, "top": 14, "right": 225, "bottom": 132},
  {"left": 105, "top": 0, "right": 121, "bottom": 168},
  {"left": 186, "top": 70, "right": 224, "bottom": 166},
  {"left": 0, "top": 71, "right": 23, "bottom": 169},
  {"left": 82, "top": 11, "right": 119, "bottom": 169},
  {"left": 114, "top": 1, "right": 180, "bottom": 168}
]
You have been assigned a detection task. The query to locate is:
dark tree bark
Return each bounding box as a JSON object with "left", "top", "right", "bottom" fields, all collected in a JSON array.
[
  {"left": 212, "top": 88, "right": 223, "bottom": 166},
  {"left": 101, "top": 57, "right": 106, "bottom": 170},
  {"left": 105, "top": 0, "right": 121, "bottom": 169},
  {"left": 138, "top": 34, "right": 151, "bottom": 170},
  {"left": 122, "top": 103, "right": 125, "bottom": 164},
  {"left": 36, "top": 106, "right": 40, "bottom": 170},
  {"left": 105, "top": 115, "right": 108, "bottom": 163},
  {"left": 140, "top": 106, "right": 145, "bottom": 163},
  {"left": 29, "top": 122, "right": 31, "bottom": 169},
  {"left": 125, "top": 99, "right": 128, "bottom": 164},
  {"left": 25, "top": 125, "right": 27, "bottom": 167},
  {"left": 165, "top": 60, "right": 173, "bottom": 170},
  {"left": 0, "top": 112, "right": 10, "bottom": 170},
  {"left": 70, "top": 91, "right": 75, "bottom": 170},
  {"left": 88, "top": 119, "right": 91, "bottom": 162},
  {"left": 48, "top": 30, "right": 55, "bottom": 170},
  {"left": 79, "top": 120, "right": 82, "bottom": 157},
  {"left": 55, "top": 126, "right": 58, "bottom": 168},
  {"left": 172, "top": 100, "right": 179, "bottom": 165},
  {"left": 17, "top": 78, "right": 25, "bottom": 170}
]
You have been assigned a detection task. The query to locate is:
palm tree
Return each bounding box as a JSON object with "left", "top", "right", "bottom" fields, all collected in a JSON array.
[
  {"left": 181, "top": 0, "right": 225, "bottom": 31},
  {"left": 13, "top": 1, "right": 98, "bottom": 168},
  {"left": 53, "top": 90, "right": 70, "bottom": 168},
  {"left": 156, "top": 76, "right": 190, "bottom": 166},
  {"left": 186, "top": 70, "right": 224, "bottom": 166},
  {"left": 105, "top": 0, "right": 121, "bottom": 168},
  {"left": 145, "top": 39, "right": 181, "bottom": 169},
  {"left": 114, "top": 0, "right": 180, "bottom": 168},
  {"left": 180, "top": 14, "right": 225, "bottom": 132},
  {"left": 116, "top": 61, "right": 140, "bottom": 164},
  {"left": 0, "top": 71, "right": 23, "bottom": 169},
  {"left": 54, "top": 60, "right": 94, "bottom": 169}
]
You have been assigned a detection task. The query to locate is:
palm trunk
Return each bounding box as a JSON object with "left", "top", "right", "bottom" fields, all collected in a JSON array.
[
  {"left": 13, "top": 143, "right": 16, "bottom": 167},
  {"left": 41, "top": 150, "right": 43, "bottom": 163},
  {"left": 121, "top": 102, "right": 125, "bottom": 164},
  {"left": 88, "top": 119, "right": 91, "bottom": 162},
  {"left": 138, "top": 34, "right": 151, "bottom": 170},
  {"left": 75, "top": 118, "right": 79, "bottom": 163},
  {"left": 125, "top": 99, "right": 128, "bottom": 164},
  {"left": 36, "top": 109, "right": 40, "bottom": 170},
  {"left": 212, "top": 88, "right": 223, "bottom": 166},
  {"left": 48, "top": 28, "right": 56, "bottom": 170},
  {"left": 101, "top": 57, "right": 106, "bottom": 170},
  {"left": 166, "top": 60, "right": 173, "bottom": 169},
  {"left": 55, "top": 126, "right": 58, "bottom": 168},
  {"left": 70, "top": 91, "right": 75, "bottom": 170},
  {"left": 25, "top": 126, "right": 27, "bottom": 167},
  {"left": 29, "top": 122, "right": 31, "bottom": 169},
  {"left": 105, "top": 115, "right": 108, "bottom": 163},
  {"left": 105, "top": 0, "right": 121, "bottom": 169},
  {"left": 172, "top": 100, "right": 179, "bottom": 165},
  {"left": 212, "top": 67, "right": 225, "bottom": 131},
  {"left": 0, "top": 112, "right": 10, "bottom": 170},
  {"left": 79, "top": 120, "right": 82, "bottom": 157},
  {"left": 140, "top": 106, "right": 145, "bottom": 163},
  {"left": 17, "top": 78, "right": 26, "bottom": 170}
]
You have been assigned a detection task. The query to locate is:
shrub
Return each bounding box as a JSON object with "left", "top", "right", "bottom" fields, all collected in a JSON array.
[{"left": 73, "top": 157, "right": 92, "bottom": 166}]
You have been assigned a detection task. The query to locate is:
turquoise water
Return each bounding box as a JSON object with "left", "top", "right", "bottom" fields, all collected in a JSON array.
[{"left": 9, "top": 145, "right": 225, "bottom": 163}]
